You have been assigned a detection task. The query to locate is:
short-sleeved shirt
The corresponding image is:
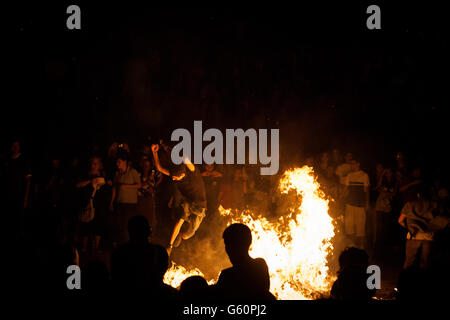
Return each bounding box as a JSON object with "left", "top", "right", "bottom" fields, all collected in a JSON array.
[
  {"left": 114, "top": 167, "right": 141, "bottom": 204},
  {"left": 401, "top": 200, "right": 436, "bottom": 240},
  {"left": 345, "top": 170, "right": 370, "bottom": 207},
  {"left": 171, "top": 165, "right": 207, "bottom": 208}
]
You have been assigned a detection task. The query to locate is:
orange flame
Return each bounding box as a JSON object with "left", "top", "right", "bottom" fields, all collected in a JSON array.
[{"left": 164, "top": 166, "right": 336, "bottom": 299}]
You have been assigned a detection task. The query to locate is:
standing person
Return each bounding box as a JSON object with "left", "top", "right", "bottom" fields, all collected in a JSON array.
[
  {"left": 201, "top": 164, "right": 223, "bottom": 216},
  {"left": 5, "top": 140, "right": 32, "bottom": 241},
  {"left": 213, "top": 224, "right": 275, "bottom": 300},
  {"left": 343, "top": 159, "right": 370, "bottom": 249},
  {"left": 374, "top": 168, "right": 396, "bottom": 255},
  {"left": 151, "top": 144, "right": 206, "bottom": 255},
  {"left": 398, "top": 186, "right": 436, "bottom": 270},
  {"left": 137, "top": 155, "right": 162, "bottom": 237},
  {"left": 76, "top": 156, "right": 108, "bottom": 253},
  {"left": 109, "top": 153, "right": 141, "bottom": 247},
  {"left": 38, "top": 156, "right": 65, "bottom": 243}
]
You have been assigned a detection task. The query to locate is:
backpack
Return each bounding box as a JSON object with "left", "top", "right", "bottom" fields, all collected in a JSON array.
[{"left": 78, "top": 185, "right": 98, "bottom": 223}]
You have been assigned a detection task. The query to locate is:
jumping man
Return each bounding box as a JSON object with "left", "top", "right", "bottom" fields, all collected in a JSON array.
[{"left": 151, "top": 144, "right": 207, "bottom": 255}]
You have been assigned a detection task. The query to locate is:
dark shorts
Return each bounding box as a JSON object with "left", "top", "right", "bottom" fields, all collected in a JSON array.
[
  {"left": 179, "top": 201, "right": 206, "bottom": 239},
  {"left": 79, "top": 208, "right": 107, "bottom": 237},
  {"left": 112, "top": 203, "right": 137, "bottom": 243}
]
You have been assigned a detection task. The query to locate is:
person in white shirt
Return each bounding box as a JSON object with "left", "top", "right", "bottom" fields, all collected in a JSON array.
[{"left": 343, "top": 159, "right": 370, "bottom": 249}]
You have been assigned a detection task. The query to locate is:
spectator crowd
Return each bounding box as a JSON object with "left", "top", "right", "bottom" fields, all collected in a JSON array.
[{"left": 2, "top": 138, "right": 449, "bottom": 301}]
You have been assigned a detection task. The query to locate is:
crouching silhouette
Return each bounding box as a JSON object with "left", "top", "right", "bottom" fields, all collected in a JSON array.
[{"left": 331, "top": 247, "right": 375, "bottom": 301}]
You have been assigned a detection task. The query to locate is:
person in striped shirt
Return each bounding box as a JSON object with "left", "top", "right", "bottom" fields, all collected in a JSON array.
[{"left": 343, "top": 159, "right": 370, "bottom": 249}]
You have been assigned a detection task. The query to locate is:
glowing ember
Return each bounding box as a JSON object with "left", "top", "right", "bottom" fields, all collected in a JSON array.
[{"left": 164, "top": 166, "right": 336, "bottom": 299}]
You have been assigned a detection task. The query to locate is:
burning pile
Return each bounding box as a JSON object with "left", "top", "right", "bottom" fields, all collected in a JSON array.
[{"left": 164, "top": 166, "right": 336, "bottom": 299}]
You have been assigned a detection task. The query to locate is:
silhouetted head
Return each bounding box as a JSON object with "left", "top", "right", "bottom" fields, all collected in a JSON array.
[
  {"left": 223, "top": 223, "right": 252, "bottom": 266},
  {"left": 153, "top": 245, "right": 169, "bottom": 282},
  {"left": 128, "top": 215, "right": 151, "bottom": 243},
  {"left": 338, "top": 247, "right": 369, "bottom": 271},
  {"left": 180, "top": 276, "right": 208, "bottom": 298}
]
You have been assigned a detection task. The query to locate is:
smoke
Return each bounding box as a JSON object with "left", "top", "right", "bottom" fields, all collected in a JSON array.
[{"left": 169, "top": 213, "right": 232, "bottom": 282}]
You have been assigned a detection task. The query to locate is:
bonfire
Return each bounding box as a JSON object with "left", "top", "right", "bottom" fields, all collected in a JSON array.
[{"left": 163, "top": 166, "right": 336, "bottom": 300}]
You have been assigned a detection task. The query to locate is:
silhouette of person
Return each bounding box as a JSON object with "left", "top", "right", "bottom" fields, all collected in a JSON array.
[
  {"left": 180, "top": 275, "right": 209, "bottom": 300},
  {"left": 214, "top": 223, "right": 275, "bottom": 300},
  {"left": 331, "top": 247, "right": 375, "bottom": 300},
  {"left": 110, "top": 215, "right": 178, "bottom": 298},
  {"left": 110, "top": 215, "right": 156, "bottom": 290},
  {"left": 151, "top": 244, "right": 180, "bottom": 299}
]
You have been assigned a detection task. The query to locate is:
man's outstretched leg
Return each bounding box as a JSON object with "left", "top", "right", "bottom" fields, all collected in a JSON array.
[{"left": 167, "top": 218, "right": 184, "bottom": 255}]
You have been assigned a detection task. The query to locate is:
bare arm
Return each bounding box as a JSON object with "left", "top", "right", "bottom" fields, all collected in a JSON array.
[
  {"left": 184, "top": 156, "right": 195, "bottom": 172},
  {"left": 398, "top": 213, "right": 407, "bottom": 228},
  {"left": 76, "top": 179, "right": 92, "bottom": 188},
  {"left": 398, "top": 202, "right": 411, "bottom": 228},
  {"left": 152, "top": 144, "right": 171, "bottom": 176},
  {"left": 399, "top": 180, "right": 421, "bottom": 192}
]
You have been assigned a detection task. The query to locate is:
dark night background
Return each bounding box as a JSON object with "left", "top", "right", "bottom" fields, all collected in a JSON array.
[{"left": 7, "top": 2, "right": 449, "bottom": 171}]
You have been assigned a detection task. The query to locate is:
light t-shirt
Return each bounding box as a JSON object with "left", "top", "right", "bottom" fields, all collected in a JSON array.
[
  {"left": 114, "top": 167, "right": 141, "bottom": 204},
  {"left": 344, "top": 170, "right": 370, "bottom": 207}
]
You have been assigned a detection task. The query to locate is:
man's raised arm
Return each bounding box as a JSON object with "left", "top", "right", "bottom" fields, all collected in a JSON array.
[{"left": 152, "top": 144, "right": 171, "bottom": 176}]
